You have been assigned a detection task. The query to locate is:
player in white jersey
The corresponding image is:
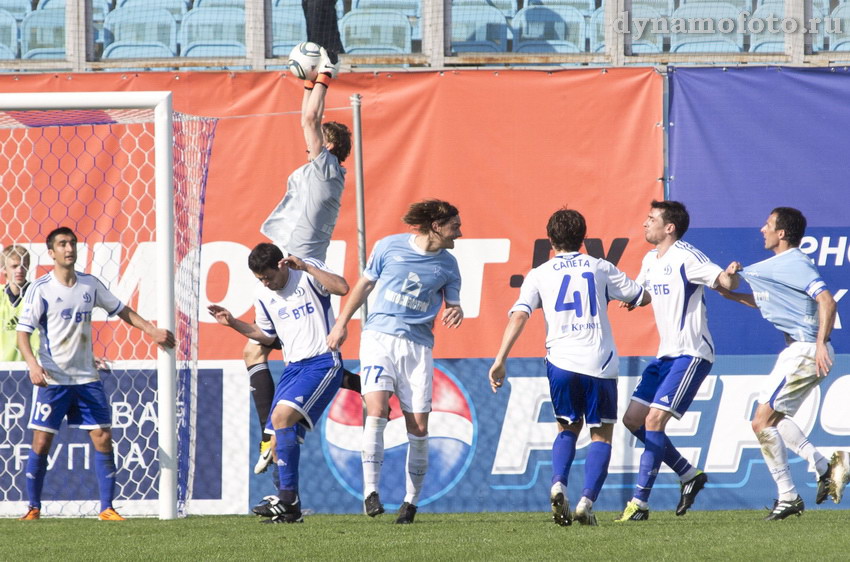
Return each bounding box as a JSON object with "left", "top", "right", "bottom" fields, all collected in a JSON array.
[
  {"left": 718, "top": 207, "right": 847, "bottom": 519},
  {"left": 240, "top": 49, "right": 354, "bottom": 475},
  {"left": 16, "top": 227, "right": 175, "bottom": 521},
  {"left": 327, "top": 199, "right": 464, "bottom": 524},
  {"left": 489, "top": 208, "right": 651, "bottom": 527},
  {"left": 208, "top": 242, "right": 349, "bottom": 523},
  {"left": 617, "top": 201, "right": 741, "bottom": 522}
]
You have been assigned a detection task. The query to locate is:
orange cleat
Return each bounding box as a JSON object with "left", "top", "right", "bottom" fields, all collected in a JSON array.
[
  {"left": 98, "top": 507, "right": 126, "bottom": 521},
  {"left": 19, "top": 506, "right": 41, "bottom": 520}
]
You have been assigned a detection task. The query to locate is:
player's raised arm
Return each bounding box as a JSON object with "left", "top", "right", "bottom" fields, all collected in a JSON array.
[
  {"left": 117, "top": 307, "right": 175, "bottom": 349},
  {"left": 282, "top": 256, "right": 349, "bottom": 296},
  {"left": 302, "top": 48, "right": 339, "bottom": 160}
]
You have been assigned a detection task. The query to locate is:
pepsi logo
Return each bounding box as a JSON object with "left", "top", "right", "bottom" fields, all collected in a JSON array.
[{"left": 321, "top": 366, "right": 477, "bottom": 509}]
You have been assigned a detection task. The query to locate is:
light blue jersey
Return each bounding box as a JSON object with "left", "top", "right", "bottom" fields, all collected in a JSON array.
[
  {"left": 742, "top": 248, "right": 828, "bottom": 343},
  {"left": 362, "top": 234, "right": 461, "bottom": 348}
]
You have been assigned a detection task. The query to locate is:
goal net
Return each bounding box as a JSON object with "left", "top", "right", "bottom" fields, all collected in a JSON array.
[{"left": 0, "top": 92, "right": 216, "bottom": 519}]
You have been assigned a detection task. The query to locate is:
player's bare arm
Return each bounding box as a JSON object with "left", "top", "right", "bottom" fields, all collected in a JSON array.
[
  {"left": 327, "top": 276, "right": 375, "bottom": 350},
  {"left": 441, "top": 304, "right": 464, "bottom": 328},
  {"left": 715, "top": 286, "right": 758, "bottom": 308},
  {"left": 488, "top": 311, "right": 529, "bottom": 393},
  {"left": 17, "top": 331, "right": 47, "bottom": 387},
  {"left": 208, "top": 304, "right": 276, "bottom": 346},
  {"left": 814, "top": 289, "right": 836, "bottom": 377},
  {"left": 282, "top": 256, "right": 349, "bottom": 296},
  {"left": 302, "top": 48, "right": 338, "bottom": 160},
  {"left": 117, "top": 307, "right": 176, "bottom": 349},
  {"left": 713, "top": 261, "right": 742, "bottom": 291}
]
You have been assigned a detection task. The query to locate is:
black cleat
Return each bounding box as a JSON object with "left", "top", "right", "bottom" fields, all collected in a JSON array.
[
  {"left": 364, "top": 491, "right": 384, "bottom": 517},
  {"left": 260, "top": 511, "right": 304, "bottom": 524},
  {"left": 816, "top": 468, "right": 832, "bottom": 505},
  {"left": 676, "top": 471, "right": 708, "bottom": 516},
  {"left": 253, "top": 495, "right": 300, "bottom": 518},
  {"left": 764, "top": 496, "right": 804, "bottom": 521},
  {"left": 395, "top": 502, "right": 417, "bottom": 524}
]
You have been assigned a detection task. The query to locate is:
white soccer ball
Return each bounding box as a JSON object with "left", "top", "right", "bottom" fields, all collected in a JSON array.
[{"left": 288, "top": 42, "right": 322, "bottom": 81}]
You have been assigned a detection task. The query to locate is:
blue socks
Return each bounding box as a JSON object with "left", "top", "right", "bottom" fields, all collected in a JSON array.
[
  {"left": 632, "top": 426, "right": 693, "bottom": 477},
  {"left": 635, "top": 430, "right": 666, "bottom": 503},
  {"left": 274, "top": 426, "right": 301, "bottom": 504},
  {"left": 551, "top": 430, "right": 578, "bottom": 486},
  {"left": 582, "top": 441, "right": 612, "bottom": 502},
  {"left": 94, "top": 450, "right": 117, "bottom": 512},
  {"left": 25, "top": 452, "right": 48, "bottom": 509}
]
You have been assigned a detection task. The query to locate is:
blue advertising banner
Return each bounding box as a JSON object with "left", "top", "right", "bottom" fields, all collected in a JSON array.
[{"left": 251, "top": 357, "right": 850, "bottom": 515}]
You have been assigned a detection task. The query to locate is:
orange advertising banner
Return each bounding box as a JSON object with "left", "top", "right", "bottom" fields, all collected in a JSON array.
[{"left": 0, "top": 68, "right": 663, "bottom": 361}]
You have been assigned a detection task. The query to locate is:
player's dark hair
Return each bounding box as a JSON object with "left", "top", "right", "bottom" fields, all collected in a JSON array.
[
  {"left": 248, "top": 243, "right": 283, "bottom": 273},
  {"left": 46, "top": 226, "right": 77, "bottom": 250},
  {"left": 403, "top": 199, "right": 459, "bottom": 234},
  {"left": 323, "top": 122, "right": 351, "bottom": 163},
  {"left": 651, "top": 200, "right": 690, "bottom": 239},
  {"left": 771, "top": 207, "right": 806, "bottom": 247},
  {"left": 547, "top": 208, "right": 586, "bottom": 252}
]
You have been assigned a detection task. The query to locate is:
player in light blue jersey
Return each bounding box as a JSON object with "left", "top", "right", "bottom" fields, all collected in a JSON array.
[
  {"left": 208, "top": 243, "right": 349, "bottom": 523},
  {"left": 617, "top": 201, "right": 741, "bottom": 522},
  {"left": 719, "top": 207, "right": 846, "bottom": 519},
  {"left": 489, "top": 208, "right": 651, "bottom": 527},
  {"left": 16, "top": 227, "right": 175, "bottom": 521},
  {"left": 327, "top": 199, "right": 464, "bottom": 524}
]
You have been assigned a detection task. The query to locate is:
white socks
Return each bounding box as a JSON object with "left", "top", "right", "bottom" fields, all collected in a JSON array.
[
  {"left": 404, "top": 433, "right": 429, "bottom": 506},
  {"left": 361, "top": 416, "right": 387, "bottom": 498},
  {"left": 777, "top": 418, "right": 829, "bottom": 477},
  {"left": 757, "top": 427, "right": 797, "bottom": 500}
]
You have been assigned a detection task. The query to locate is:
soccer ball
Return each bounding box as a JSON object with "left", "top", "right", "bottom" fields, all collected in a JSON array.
[{"left": 288, "top": 42, "right": 322, "bottom": 81}]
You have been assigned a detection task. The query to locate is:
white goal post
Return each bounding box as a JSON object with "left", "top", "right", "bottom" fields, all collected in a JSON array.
[{"left": 0, "top": 91, "right": 179, "bottom": 519}]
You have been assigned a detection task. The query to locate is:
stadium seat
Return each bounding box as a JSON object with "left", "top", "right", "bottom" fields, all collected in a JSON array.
[
  {"left": 270, "top": 7, "right": 307, "bottom": 57},
  {"left": 356, "top": 0, "right": 420, "bottom": 39},
  {"left": 831, "top": 39, "right": 850, "bottom": 51},
  {"left": 671, "top": 3, "right": 745, "bottom": 52},
  {"left": 194, "top": 0, "right": 246, "bottom": 7},
  {"left": 119, "top": 0, "right": 189, "bottom": 24},
  {"left": 511, "top": 5, "right": 586, "bottom": 53},
  {"left": 828, "top": 4, "right": 850, "bottom": 51},
  {"left": 671, "top": 37, "right": 742, "bottom": 52},
  {"left": 21, "top": 9, "right": 65, "bottom": 59},
  {"left": 632, "top": 0, "right": 675, "bottom": 16},
  {"left": 102, "top": 41, "right": 176, "bottom": 59},
  {"left": 526, "top": 0, "right": 595, "bottom": 19},
  {"left": 0, "top": 42, "right": 13, "bottom": 58},
  {"left": 0, "top": 8, "right": 16, "bottom": 57},
  {"left": 39, "top": 0, "right": 112, "bottom": 44},
  {"left": 749, "top": 3, "right": 784, "bottom": 52},
  {"left": 452, "top": 0, "right": 517, "bottom": 20},
  {"left": 679, "top": 0, "right": 750, "bottom": 13},
  {"left": 629, "top": 5, "right": 667, "bottom": 52},
  {"left": 749, "top": 39, "right": 784, "bottom": 52},
  {"left": 451, "top": 4, "right": 509, "bottom": 53},
  {"left": 275, "top": 0, "right": 345, "bottom": 21},
  {"left": 340, "top": 9, "right": 412, "bottom": 54},
  {"left": 179, "top": 7, "right": 246, "bottom": 57},
  {"left": 588, "top": 6, "right": 604, "bottom": 52},
  {"left": 103, "top": 7, "right": 178, "bottom": 56},
  {"left": 0, "top": 0, "right": 30, "bottom": 23}
]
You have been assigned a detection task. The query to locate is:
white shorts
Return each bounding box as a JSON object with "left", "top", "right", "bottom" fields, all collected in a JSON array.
[
  {"left": 758, "top": 341, "right": 835, "bottom": 416},
  {"left": 359, "top": 330, "right": 433, "bottom": 414}
]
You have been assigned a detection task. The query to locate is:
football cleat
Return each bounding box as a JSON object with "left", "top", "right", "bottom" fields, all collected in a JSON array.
[
  {"left": 364, "top": 491, "right": 385, "bottom": 517},
  {"left": 253, "top": 495, "right": 300, "bottom": 518},
  {"left": 98, "top": 507, "right": 126, "bottom": 521},
  {"left": 574, "top": 499, "right": 597, "bottom": 527},
  {"left": 395, "top": 502, "right": 417, "bottom": 524},
  {"left": 254, "top": 440, "right": 274, "bottom": 475},
  {"left": 764, "top": 496, "right": 804, "bottom": 521},
  {"left": 19, "top": 506, "right": 40, "bottom": 521},
  {"left": 676, "top": 471, "right": 708, "bottom": 516},
  {"left": 260, "top": 511, "right": 303, "bottom": 524},
  {"left": 828, "top": 451, "right": 849, "bottom": 504},
  {"left": 615, "top": 500, "right": 649, "bottom": 522},
  {"left": 549, "top": 483, "right": 572, "bottom": 527},
  {"left": 816, "top": 466, "right": 832, "bottom": 505}
]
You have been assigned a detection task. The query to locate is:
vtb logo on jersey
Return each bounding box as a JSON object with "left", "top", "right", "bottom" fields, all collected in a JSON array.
[
  {"left": 401, "top": 272, "right": 422, "bottom": 297},
  {"left": 322, "top": 366, "right": 477, "bottom": 509}
]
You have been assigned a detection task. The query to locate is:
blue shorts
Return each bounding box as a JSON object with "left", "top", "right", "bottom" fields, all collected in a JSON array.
[
  {"left": 264, "top": 352, "right": 343, "bottom": 432},
  {"left": 28, "top": 381, "right": 111, "bottom": 434},
  {"left": 547, "top": 361, "right": 617, "bottom": 427},
  {"left": 631, "top": 356, "right": 712, "bottom": 419}
]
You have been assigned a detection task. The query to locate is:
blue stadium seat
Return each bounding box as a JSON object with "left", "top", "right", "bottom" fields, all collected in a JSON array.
[
  {"left": 749, "top": 3, "right": 784, "bottom": 52},
  {"left": 356, "top": 0, "right": 419, "bottom": 39},
  {"left": 526, "top": 0, "right": 595, "bottom": 19},
  {"left": 271, "top": 6, "right": 307, "bottom": 57},
  {"left": 119, "top": 0, "right": 189, "bottom": 23},
  {"left": 39, "top": 0, "right": 112, "bottom": 44},
  {"left": 103, "top": 41, "right": 176, "bottom": 59},
  {"left": 0, "top": 8, "right": 17, "bottom": 57},
  {"left": 275, "top": 0, "right": 345, "bottom": 20},
  {"left": 21, "top": 9, "right": 65, "bottom": 59},
  {"left": 512, "top": 5, "right": 586, "bottom": 53},
  {"left": 340, "top": 9, "right": 412, "bottom": 54},
  {"left": 0, "top": 0, "right": 31, "bottom": 23},
  {"left": 451, "top": 4, "right": 508, "bottom": 53},
  {"left": 828, "top": 4, "right": 850, "bottom": 51},
  {"left": 0, "top": 42, "right": 13, "bottom": 58},
  {"left": 671, "top": 38, "right": 742, "bottom": 52},
  {"left": 104, "top": 7, "right": 178, "bottom": 56},
  {"left": 179, "top": 7, "right": 246, "bottom": 57},
  {"left": 671, "top": 3, "right": 745, "bottom": 52},
  {"left": 194, "top": 0, "right": 246, "bottom": 7},
  {"left": 452, "top": 0, "right": 517, "bottom": 19}
]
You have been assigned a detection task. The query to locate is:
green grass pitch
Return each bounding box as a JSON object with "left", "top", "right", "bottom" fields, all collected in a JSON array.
[{"left": 3, "top": 509, "right": 849, "bottom": 560}]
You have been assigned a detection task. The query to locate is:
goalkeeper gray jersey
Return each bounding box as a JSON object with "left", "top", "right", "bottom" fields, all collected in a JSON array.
[{"left": 261, "top": 148, "right": 346, "bottom": 262}]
